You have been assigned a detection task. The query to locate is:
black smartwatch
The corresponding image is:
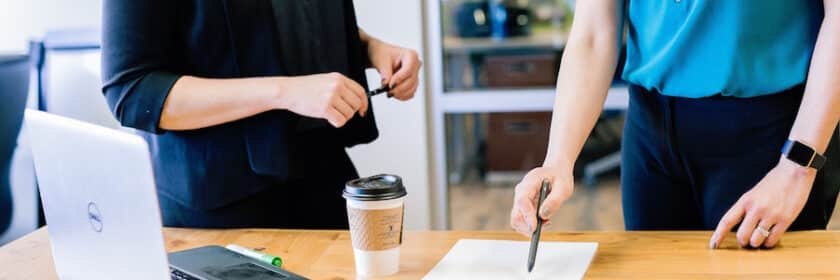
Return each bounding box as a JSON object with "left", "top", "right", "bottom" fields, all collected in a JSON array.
[{"left": 781, "top": 139, "right": 826, "bottom": 170}]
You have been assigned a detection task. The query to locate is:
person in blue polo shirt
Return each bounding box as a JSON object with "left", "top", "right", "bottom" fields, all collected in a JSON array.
[{"left": 510, "top": 0, "right": 840, "bottom": 249}]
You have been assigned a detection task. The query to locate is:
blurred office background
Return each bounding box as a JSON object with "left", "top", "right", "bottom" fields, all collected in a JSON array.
[{"left": 0, "top": 0, "right": 838, "bottom": 246}]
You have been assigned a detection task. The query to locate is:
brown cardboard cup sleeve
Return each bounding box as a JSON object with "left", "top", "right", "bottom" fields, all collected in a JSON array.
[{"left": 347, "top": 206, "right": 404, "bottom": 251}]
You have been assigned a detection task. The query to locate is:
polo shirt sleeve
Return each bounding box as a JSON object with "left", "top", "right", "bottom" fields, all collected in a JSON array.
[{"left": 101, "top": 0, "right": 181, "bottom": 134}]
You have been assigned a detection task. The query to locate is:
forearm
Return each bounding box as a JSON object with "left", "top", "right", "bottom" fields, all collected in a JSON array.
[
  {"left": 358, "top": 28, "right": 383, "bottom": 68},
  {"left": 543, "top": 5, "right": 624, "bottom": 169},
  {"left": 788, "top": 15, "right": 840, "bottom": 155},
  {"left": 159, "top": 76, "right": 281, "bottom": 130},
  {"left": 358, "top": 28, "right": 379, "bottom": 46}
]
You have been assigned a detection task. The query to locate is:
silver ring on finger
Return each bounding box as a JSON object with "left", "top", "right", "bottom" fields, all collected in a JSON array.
[{"left": 755, "top": 225, "right": 771, "bottom": 238}]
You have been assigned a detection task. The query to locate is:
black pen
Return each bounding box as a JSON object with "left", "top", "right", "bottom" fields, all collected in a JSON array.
[
  {"left": 367, "top": 85, "right": 391, "bottom": 98},
  {"left": 527, "top": 179, "right": 550, "bottom": 273}
]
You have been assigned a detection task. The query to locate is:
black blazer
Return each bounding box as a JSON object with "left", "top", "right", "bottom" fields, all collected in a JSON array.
[{"left": 102, "top": 0, "right": 378, "bottom": 210}]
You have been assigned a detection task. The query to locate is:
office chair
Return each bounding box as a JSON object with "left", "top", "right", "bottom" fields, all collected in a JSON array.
[{"left": 0, "top": 55, "right": 31, "bottom": 234}]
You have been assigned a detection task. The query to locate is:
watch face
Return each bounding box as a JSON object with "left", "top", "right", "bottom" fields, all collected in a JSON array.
[{"left": 786, "top": 141, "right": 815, "bottom": 166}]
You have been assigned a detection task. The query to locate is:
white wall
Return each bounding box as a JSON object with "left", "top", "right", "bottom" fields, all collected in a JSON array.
[
  {"left": 0, "top": 0, "right": 102, "bottom": 53},
  {"left": 351, "top": 0, "right": 432, "bottom": 230}
]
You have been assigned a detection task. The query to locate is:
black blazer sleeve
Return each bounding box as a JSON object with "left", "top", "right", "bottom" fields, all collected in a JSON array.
[{"left": 101, "top": 0, "right": 181, "bottom": 134}]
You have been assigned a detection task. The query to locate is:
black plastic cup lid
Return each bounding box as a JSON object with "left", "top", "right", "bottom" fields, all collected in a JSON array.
[{"left": 343, "top": 174, "right": 407, "bottom": 201}]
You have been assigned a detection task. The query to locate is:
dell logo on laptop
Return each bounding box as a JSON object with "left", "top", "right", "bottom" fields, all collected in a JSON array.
[{"left": 87, "top": 202, "right": 103, "bottom": 233}]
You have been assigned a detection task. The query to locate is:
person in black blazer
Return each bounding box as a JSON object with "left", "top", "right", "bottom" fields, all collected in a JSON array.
[{"left": 101, "top": 0, "right": 421, "bottom": 229}]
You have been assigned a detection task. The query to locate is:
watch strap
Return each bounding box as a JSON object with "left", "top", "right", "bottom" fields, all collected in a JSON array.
[
  {"left": 810, "top": 152, "right": 827, "bottom": 169},
  {"left": 782, "top": 139, "right": 826, "bottom": 170}
]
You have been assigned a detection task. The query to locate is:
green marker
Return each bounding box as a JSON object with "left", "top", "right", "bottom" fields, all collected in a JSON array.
[{"left": 226, "top": 244, "right": 283, "bottom": 268}]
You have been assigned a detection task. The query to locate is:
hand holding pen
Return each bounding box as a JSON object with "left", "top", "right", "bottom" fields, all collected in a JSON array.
[
  {"left": 365, "top": 35, "right": 422, "bottom": 101},
  {"left": 510, "top": 166, "right": 575, "bottom": 237}
]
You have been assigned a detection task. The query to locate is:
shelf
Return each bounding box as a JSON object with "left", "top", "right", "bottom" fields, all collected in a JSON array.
[
  {"left": 439, "top": 86, "right": 628, "bottom": 113},
  {"left": 443, "top": 32, "right": 568, "bottom": 54}
]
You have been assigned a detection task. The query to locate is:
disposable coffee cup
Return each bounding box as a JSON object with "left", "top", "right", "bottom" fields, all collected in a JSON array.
[{"left": 343, "top": 174, "right": 407, "bottom": 277}]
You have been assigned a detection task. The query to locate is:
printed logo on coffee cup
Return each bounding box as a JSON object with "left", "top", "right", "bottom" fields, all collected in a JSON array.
[{"left": 347, "top": 206, "right": 404, "bottom": 251}]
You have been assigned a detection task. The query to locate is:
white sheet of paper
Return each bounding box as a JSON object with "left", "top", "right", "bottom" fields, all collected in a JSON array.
[{"left": 423, "top": 239, "right": 598, "bottom": 280}]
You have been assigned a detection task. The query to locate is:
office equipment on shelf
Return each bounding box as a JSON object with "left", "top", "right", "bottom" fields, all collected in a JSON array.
[
  {"left": 25, "top": 110, "right": 306, "bottom": 280},
  {"left": 484, "top": 53, "right": 557, "bottom": 88},
  {"left": 423, "top": 239, "right": 597, "bottom": 280},
  {"left": 489, "top": 1, "right": 532, "bottom": 38},
  {"left": 485, "top": 112, "right": 550, "bottom": 174},
  {"left": 455, "top": 1, "right": 492, "bottom": 38},
  {"left": 454, "top": 1, "right": 533, "bottom": 39}
]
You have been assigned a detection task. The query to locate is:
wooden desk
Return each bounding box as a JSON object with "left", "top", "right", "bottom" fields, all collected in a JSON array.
[{"left": 2, "top": 228, "right": 840, "bottom": 279}]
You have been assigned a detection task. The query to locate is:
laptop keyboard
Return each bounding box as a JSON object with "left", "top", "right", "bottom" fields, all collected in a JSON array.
[{"left": 171, "top": 267, "right": 200, "bottom": 280}]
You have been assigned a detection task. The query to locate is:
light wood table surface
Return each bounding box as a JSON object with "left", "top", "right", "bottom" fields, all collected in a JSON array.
[{"left": 1, "top": 228, "right": 839, "bottom": 279}]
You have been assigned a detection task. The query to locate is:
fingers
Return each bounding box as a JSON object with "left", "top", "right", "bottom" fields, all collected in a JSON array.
[
  {"left": 510, "top": 205, "right": 533, "bottom": 237},
  {"left": 539, "top": 178, "right": 572, "bottom": 221},
  {"left": 510, "top": 167, "right": 571, "bottom": 238},
  {"left": 389, "top": 56, "right": 406, "bottom": 88},
  {"left": 389, "top": 76, "right": 419, "bottom": 101},
  {"left": 377, "top": 62, "right": 394, "bottom": 88},
  {"left": 710, "top": 202, "right": 745, "bottom": 249},
  {"left": 763, "top": 220, "right": 790, "bottom": 248},
  {"left": 339, "top": 84, "right": 367, "bottom": 117},
  {"left": 544, "top": 221, "right": 553, "bottom": 228},
  {"left": 510, "top": 207, "right": 531, "bottom": 237},
  {"left": 339, "top": 87, "right": 362, "bottom": 111},
  {"left": 325, "top": 77, "right": 355, "bottom": 128},
  {"left": 512, "top": 176, "right": 540, "bottom": 236},
  {"left": 389, "top": 50, "right": 421, "bottom": 89},
  {"left": 310, "top": 72, "right": 370, "bottom": 126},
  {"left": 513, "top": 192, "right": 538, "bottom": 235},
  {"left": 324, "top": 107, "right": 348, "bottom": 128},
  {"left": 340, "top": 76, "right": 369, "bottom": 116},
  {"left": 736, "top": 210, "right": 760, "bottom": 248},
  {"left": 332, "top": 94, "right": 355, "bottom": 120},
  {"left": 749, "top": 220, "right": 774, "bottom": 248}
]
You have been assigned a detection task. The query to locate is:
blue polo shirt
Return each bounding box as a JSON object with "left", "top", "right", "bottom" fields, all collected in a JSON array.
[{"left": 622, "top": 0, "right": 824, "bottom": 98}]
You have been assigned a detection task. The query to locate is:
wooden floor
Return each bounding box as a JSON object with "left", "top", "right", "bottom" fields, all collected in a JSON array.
[{"left": 450, "top": 176, "right": 840, "bottom": 231}]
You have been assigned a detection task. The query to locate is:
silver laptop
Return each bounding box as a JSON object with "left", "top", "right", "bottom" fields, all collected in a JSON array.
[{"left": 25, "top": 110, "right": 306, "bottom": 280}]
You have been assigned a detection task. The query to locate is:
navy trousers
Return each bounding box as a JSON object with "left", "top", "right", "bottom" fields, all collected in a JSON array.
[{"left": 621, "top": 84, "right": 840, "bottom": 230}]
